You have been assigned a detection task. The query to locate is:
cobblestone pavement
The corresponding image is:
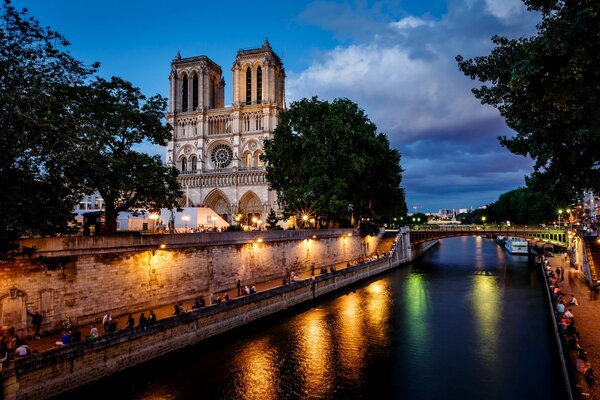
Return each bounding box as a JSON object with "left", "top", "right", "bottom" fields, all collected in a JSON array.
[{"left": 548, "top": 256, "right": 600, "bottom": 399}]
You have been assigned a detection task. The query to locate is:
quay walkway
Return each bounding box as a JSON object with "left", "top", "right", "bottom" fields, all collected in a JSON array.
[
  {"left": 4, "top": 258, "right": 370, "bottom": 356},
  {"left": 547, "top": 255, "right": 600, "bottom": 399}
]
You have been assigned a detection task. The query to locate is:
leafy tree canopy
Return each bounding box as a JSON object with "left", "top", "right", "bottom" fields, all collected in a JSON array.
[
  {"left": 0, "top": 0, "right": 97, "bottom": 255},
  {"left": 262, "top": 97, "right": 407, "bottom": 227},
  {"left": 457, "top": 0, "right": 600, "bottom": 203},
  {"left": 72, "top": 77, "right": 182, "bottom": 233},
  {"left": 0, "top": 0, "right": 181, "bottom": 252}
]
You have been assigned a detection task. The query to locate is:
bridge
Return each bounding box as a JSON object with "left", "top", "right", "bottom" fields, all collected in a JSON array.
[{"left": 410, "top": 225, "right": 568, "bottom": 247}]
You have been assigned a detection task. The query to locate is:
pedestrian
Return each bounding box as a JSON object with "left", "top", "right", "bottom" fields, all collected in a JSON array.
[
  {"left": 237, "top": 279, "right": 241, "bottom": 296},
  {"left": 102, "top": 312, "right": 112, "bottom": 334},
  {"left": 148, "top": 310, "right": 157, "bottom": 324},
  {"left": 27, "top": 310, "right": 43, "bottom": 339},
  {"left": 560, "top": 266, "right": 565, "bottom": 282},
  {"left": 89, "top": 324, "right": 99, "bottom": 339},
  {"left": 138, "top": 312, "right": 148, "bottom": 329}
]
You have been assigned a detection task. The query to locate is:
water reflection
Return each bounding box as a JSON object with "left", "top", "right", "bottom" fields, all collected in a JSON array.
[
  {"left": 68, "top": 237, "right": 564, "bottom": 400},
  {"left": 228, "top": 337, "right": 277, "bottom": 400},
  {"left": 404, "top": 273, "right": 430, "bottom": 354}
]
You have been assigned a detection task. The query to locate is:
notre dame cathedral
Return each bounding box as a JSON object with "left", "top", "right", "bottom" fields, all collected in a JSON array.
[{"left": 166, "top": 40, "right": 285, "bottom": 226}]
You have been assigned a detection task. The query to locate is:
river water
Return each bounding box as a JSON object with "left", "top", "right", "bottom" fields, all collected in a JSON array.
[{"left": 66, "top": 236, "right": 566, "bottom": 400}]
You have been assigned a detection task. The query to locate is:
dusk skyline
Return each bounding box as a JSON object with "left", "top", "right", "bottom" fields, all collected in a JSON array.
[{"left": 14, "top": 0, "right": 542, "bottom": 212}]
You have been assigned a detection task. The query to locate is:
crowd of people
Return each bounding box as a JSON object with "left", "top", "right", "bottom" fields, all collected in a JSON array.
[
  {"left": 546, "top": 258, "right": 595, "bottom": 384},
  {"left": 1, "top": 251, "right": 394, "bottom": 367}
]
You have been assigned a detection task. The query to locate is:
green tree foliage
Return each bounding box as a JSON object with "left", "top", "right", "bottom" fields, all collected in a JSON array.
[
  {"left": 262, "top": 97, "right": 407, "bottom": 227},
  {"left": 457, "top": 0, "right": 600, "bottom": 202},
  {"left": 73, "top": 77, "right": 182, "bottom": 233},
  {"left": 0, "top": 0, "right": 97, "bottom": 256},
  {"left": 265, "top": 209, "right": 281, "bottom": 230},
  {"left": 0, "top": 1, "right": 182, "bottom": 249},
  {"left": 466, "top": 187, "right": 556, "bottom": 225}
]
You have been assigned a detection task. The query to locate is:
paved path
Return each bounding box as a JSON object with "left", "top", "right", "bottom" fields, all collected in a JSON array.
[
  {"left": 547, "top": 255, "right": 600, "bottom": 399},
  {"left": 12, "top": 258, "right": 366, "bottom": 355}
]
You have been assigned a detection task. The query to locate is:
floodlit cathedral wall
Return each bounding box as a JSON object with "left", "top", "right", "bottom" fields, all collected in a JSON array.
[{"left": 166, "top": 40, "right": 285, "bottom": 224}]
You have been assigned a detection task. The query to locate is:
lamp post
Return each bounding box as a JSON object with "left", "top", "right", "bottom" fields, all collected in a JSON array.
[
  {"left": 558, "top": 209, "right": 563, "bottom": 227},
  {"left": 182, "top": 215, "right": 190, "bottom": 232},
  {"left": 481, "top": 216, "right": 486, "bottom": 226}
]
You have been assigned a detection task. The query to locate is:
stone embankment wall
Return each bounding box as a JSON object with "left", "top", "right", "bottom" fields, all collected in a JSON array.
[
  {"left": 2, "top": 228, "right": 413, "bottom": 400},
  {"left": 0, "top": 230, "right": 378, "bottom": 338}
]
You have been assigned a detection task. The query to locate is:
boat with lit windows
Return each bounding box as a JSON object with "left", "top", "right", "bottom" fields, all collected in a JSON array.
[{"left": 505, "top": 237, "right": 529, "bottom": 254}]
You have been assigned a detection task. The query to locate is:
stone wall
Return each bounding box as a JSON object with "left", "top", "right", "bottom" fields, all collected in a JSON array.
[
  {"left": 1, "top": 244, "right": 410, "bottom": 400},
  {"left": 0, "top": 230, "right": 380, "bottom": 337}
]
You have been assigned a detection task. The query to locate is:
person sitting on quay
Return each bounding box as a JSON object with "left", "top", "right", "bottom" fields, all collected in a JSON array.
[
  {"left": 192, "top": 297, "right": 204, "bottom": 309},
  {"left": 179, "top": 303, "right": 186, "bottom": 314},
  {"left": 212, "top": 295, "right": 222, "bottom": 304},
  {"left": 244, "top": 285, "right": 250, "bottom": 295},
  {"left": 556, "top": 301, "right": 565, "bottom": 317},
  {"left": 224, "top": 293, "right": 230, "bottom": 302},
  {"left": 107, "top": 319, "right": 118, "bottom": 333},
  {"left": 14, "top": 344, "right": 30, "bottom": 357},
  {"left": 58, "top": 330, "right": 72, "bottom": 346},
  {"left": 5, "top": 328, "right": 17, "bottom": 357},
  {"left": 88, "top": 324, "right": 99, "bottom": 340},
  {"left": 138, "top": 313, "right": 148, "bottom": 329},
  {"left": 250, "top": 285, "right": 257, "bottom": 294},
  {"left": 568, "top": 294, "right": 579, "bottom": 306},
  {"left": 564, "top": 308, "right": 574, "bottom": 320},
  {"left": 148, "top": 310, "right": 157, "bottom": 324},
  {"left": 577, "top": 354, "right": 595, "bottom": 383},
  {"left": 125, "top": 314, "right": 135, "bottom": 330}
]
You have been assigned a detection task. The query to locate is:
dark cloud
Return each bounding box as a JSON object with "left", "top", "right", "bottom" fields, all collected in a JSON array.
[{"left": 290, "top": 0, "right": 541, "bottom": 212}]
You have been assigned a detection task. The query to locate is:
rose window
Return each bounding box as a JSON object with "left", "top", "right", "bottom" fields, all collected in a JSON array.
[{"left": 211, "top": 144, "right": 233, "bottom": 168}]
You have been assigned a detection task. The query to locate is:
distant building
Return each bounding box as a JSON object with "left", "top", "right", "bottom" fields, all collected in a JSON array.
[{"left": 165, "top": 40, "right": 285, "bottom": 226}]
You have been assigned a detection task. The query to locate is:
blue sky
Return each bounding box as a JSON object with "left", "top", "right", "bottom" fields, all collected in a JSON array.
[{"left": 14, "top": 0, "right": 541, "bottom": 213}]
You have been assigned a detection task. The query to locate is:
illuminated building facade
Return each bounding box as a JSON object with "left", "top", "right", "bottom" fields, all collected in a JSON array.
[{"left": 166, "top": 40, "right": 285, "bottom": 225}]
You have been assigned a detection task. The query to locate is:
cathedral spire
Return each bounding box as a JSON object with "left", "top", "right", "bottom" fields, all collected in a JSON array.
[
  {"left": 262, "top": 38, "right": 271, "bottom": 49},
  {"left": 176, "top": 50, "right": 181, "bottom": 60}
]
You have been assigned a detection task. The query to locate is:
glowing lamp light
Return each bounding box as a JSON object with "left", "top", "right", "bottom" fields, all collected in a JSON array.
[{"left": 302, "top": 215, "right": 309, "bottom": 222}]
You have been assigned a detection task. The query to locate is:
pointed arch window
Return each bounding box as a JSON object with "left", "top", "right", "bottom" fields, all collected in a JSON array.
[
  {"left": 257, "top": 66, "right": 262, "bottom": 104},
  {"left": 191, "top": 156, "right": 197, "bottom": 171},
  {"left": 246, "top": 67, "right": 252, "bottom": 105},
  {"left": 192, "top": 74, "right": 199, "bottom": 110},
  {"left": 182, "top": 75, "right": 188, "bottom": 112},
  {"left": 181, "top": 157, "right": 187, "bottom": 172}
]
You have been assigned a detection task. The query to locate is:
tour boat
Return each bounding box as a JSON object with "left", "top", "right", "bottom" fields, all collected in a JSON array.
[{"left": 505, "top": 237, "right": 529, "bottom": 254}]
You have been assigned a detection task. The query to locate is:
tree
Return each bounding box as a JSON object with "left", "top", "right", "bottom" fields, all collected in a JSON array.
[
  {"left": 265, "top": 209, "right": 281, "bottom": 230},
  {"left": 73, "top": 77, "right": 182, "bottom": 233},
  {"left": 0, "top": 0, "right": 97, "bottom": 256},
  {"left": 262, "top": 97, "right": 406, "bottom": 227},
  {"left": 457, "top": 0, "right": 600, "bottom": 203}
]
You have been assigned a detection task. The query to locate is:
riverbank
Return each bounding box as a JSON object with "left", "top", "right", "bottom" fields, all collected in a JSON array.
[{"left": 2, "top": 230, "right": 420, "bottom": 400}]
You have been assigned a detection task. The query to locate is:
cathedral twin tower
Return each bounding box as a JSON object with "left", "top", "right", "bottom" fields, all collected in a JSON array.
[{"left": 166, "top": 40, "right": 285, "bottom": 225}]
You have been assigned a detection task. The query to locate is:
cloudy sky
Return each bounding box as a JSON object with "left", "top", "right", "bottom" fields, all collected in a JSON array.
[{"left": 15, "top": 0, "right": 541, "bottom": 213}]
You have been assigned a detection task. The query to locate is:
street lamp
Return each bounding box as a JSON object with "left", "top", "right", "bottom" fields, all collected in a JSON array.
[
  {"left": 481, "top": 216, "right": 486, "bottom": 226},
  {"left": 558, "top": 209, "right": 563, "bottom": 227},
  {"left": 182, "top": 215, "right": 190, "bottom": 232}
]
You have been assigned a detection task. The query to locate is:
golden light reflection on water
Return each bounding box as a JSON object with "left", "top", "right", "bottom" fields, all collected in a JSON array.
[
  {"left": 296, "top": 310, "right": 333, "bottom": 397},
  {"left": 337, "top": 293, "right": 365, "bottom": 383},
  {"left": 365, "top": 281, "right": 391, "bottom": 346},
  {"left": 471, "top": 274, "right": 501, "bottom": 366},
  {"left": 232, "top": 337, "right": 277, "bottom": 400},
  {"left": 404, "top": 274, "right": 430, "bottom": 349}
]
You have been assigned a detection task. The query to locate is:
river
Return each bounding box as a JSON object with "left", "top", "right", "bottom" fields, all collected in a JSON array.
[{"left": 65, "top": 236, "right": 567, "bottom": 399}]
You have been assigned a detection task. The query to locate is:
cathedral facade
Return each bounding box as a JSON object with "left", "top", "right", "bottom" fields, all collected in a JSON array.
[{"left": 166, "top": 40, "right": 285, "bottom": 225}]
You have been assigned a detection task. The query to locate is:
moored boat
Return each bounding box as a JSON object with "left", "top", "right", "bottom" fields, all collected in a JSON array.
[{"left": 505, "top": 237, "right": 528, "bottom": 254}]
